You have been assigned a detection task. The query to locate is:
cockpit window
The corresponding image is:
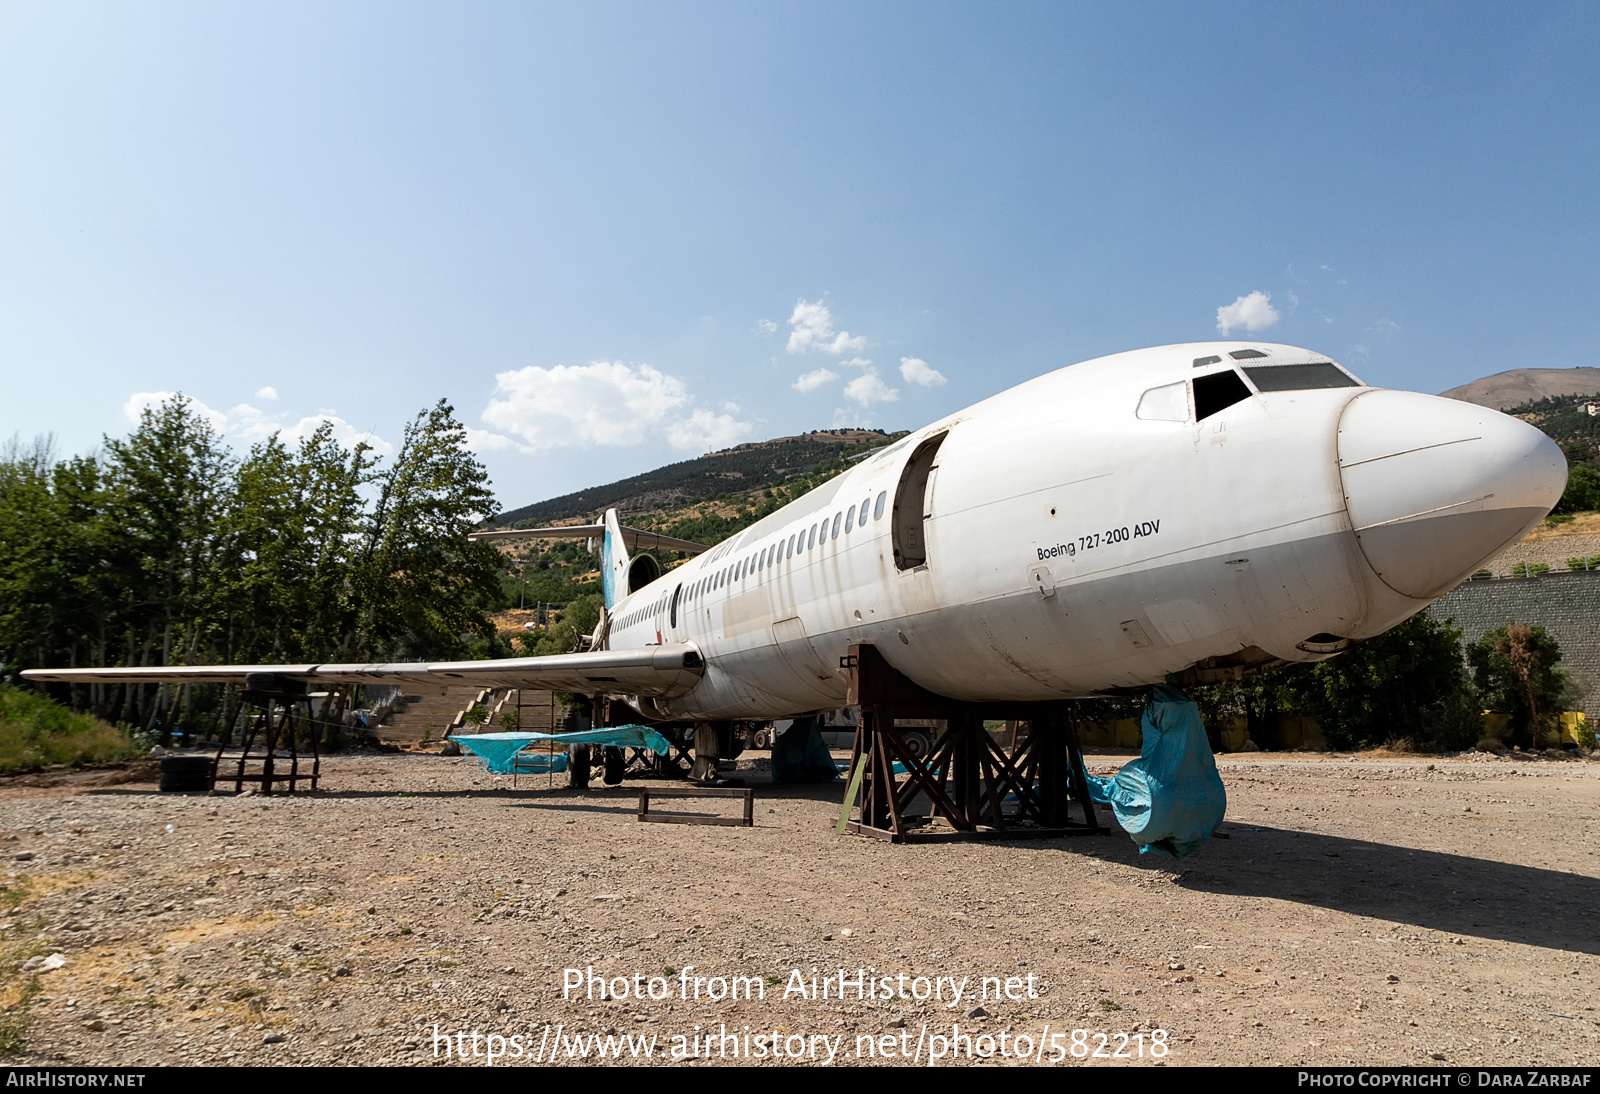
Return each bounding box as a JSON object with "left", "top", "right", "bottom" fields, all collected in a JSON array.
[
  {"left": 1242, "top": 363, "right": 1361, "bottom": 391},
  {"left": 1194, "top": 370, "right": 1252, "bottom": 421},
  {"left": 1136, "top": 381, "right": 1189, "bottom": 422}
]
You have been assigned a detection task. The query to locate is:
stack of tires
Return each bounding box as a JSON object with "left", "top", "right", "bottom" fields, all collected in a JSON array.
[{"left": 159, "top": 755, "right": 214, "bottom": 794}]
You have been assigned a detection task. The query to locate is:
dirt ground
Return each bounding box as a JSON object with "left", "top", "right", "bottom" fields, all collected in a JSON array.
[{"left": 1, "top": 746, "right": 1597, "bottom": 1068}]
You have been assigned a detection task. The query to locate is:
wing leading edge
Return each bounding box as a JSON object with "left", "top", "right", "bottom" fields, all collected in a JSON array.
[{"left": 20, "top": 644, "right": 704, "bottom": 699}]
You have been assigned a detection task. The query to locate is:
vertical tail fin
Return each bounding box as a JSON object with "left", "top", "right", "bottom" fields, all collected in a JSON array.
[{"left": 600, "top": 509, "right": 628, "bottom": 611}]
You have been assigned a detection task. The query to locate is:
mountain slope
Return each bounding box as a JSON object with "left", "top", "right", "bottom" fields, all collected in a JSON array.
[
  {"left": 497, "top": 429, "right": 902, "bottom": 526},
  {"left": 1439, "top": 367, "right": 1600, "bottom": 410}
]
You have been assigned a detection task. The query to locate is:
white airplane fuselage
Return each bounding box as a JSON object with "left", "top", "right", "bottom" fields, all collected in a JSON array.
[{"left": 599, "top": 342, "right": 1566, "bottom": 721}]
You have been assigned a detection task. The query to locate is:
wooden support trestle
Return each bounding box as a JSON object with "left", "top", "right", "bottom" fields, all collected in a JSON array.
[
  {"left": 841, "top": 643, "right": 1104, "bottom": 842},
  {"left": 215, "top": 679, "right": 324, "bottom": 795}
]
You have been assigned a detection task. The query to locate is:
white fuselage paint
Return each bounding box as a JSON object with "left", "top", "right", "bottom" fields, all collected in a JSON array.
[{"left": 599, "top": 342, "right": 1566, "bottom": 721}]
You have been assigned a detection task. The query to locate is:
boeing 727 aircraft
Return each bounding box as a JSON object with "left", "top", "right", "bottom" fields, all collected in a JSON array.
[{"left": 24, "top": 342, "right": 1568, "bottom": 734}]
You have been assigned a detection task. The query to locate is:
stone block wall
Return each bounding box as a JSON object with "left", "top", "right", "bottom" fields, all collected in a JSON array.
[{"left": 1429, "top": 569, "right": 1600, "bottom": 718}]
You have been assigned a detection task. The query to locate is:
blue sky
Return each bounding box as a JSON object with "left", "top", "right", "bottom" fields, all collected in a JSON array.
[{"left": 3, "top": 2, "right": 1597, "bottom": 508}]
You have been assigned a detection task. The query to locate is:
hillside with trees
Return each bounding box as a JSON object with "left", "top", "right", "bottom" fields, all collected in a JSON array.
[
  {"left": 1505, "top": 392, "right": 1600, "bottom": 470},
  {"left": 496, "top": 429, "right": 903, "bottom": 526},
  {"left": 490, "top": 430, "right": 906, "bottom": 610}
]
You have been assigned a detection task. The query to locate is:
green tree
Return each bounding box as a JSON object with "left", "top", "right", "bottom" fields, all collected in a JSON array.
[
  {"left": 1281, "top": 611, "right": 1479, "bottom": 751},
  {"left": 353, "top": 400, "right": 503, "bottom": 660},
  {"left": 1553, "top": 464, "right": 1600, "bottom": 514},
  {"left": 8, "top": 395, "right": 512, "bottom": 739},
  {"left": 563, "top": 593, "right": 603, "bottom": 639},
  {"left": 99, "top": 397, "right": 233, "bottom": 733},
  {"left": 1469, "top": 622, "right": 1570, "bottom": 749}
]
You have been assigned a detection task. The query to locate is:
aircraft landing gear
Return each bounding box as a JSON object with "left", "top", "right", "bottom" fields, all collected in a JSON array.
[{"left": 690, "top": 721, "right": 745, "bottom": 786}]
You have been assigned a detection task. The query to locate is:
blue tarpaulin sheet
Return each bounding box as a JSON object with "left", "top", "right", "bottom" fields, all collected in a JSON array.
[
  {"left": 835, "top": 760, "right": 909, "bottom": 776},
  {"left": 454, "top": 726, "right": 671, "bottom": 775},
  {"left": 771, "top": 717, "right": 840, "bottom": 783},
  {"left": 1085, "top": 685, "right": 1227, "bottom": 859},
  {"left": 512, "top": 752, "right": 568, "bottom": 774}
]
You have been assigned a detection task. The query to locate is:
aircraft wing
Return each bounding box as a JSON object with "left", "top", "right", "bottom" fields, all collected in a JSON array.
[
  {"left": 469, "top": 523, "right": 711, "bottom": 555},
  {"left": 20, "top": 644, "right": 704, "bottom": 698}
]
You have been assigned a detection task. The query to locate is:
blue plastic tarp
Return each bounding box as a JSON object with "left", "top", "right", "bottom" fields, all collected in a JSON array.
[
  {"left": 771, "top": 717, "right": 840, "bottom": 783},
  {"left": 1085, "top": 685, "right": 1227, "bottom": 859},
  {"left": 513, "top": 752, "right": 568, "bottom": 774},
  {"left": 454, "top": 726, "right": 671, "bottom": 775}
]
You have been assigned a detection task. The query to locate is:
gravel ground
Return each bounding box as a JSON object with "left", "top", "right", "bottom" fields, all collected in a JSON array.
[{"left": 1, "top": 747, "right": 1597, "bottom": 1068}]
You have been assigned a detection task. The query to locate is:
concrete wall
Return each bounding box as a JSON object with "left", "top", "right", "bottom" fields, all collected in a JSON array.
[{"left": 1430, "top": 569, "right": 1600, "bottom": 718}]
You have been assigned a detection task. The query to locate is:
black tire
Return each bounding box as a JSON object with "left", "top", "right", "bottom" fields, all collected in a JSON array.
[
  {"left": 568, "top": 744, "right": 592, "bottom": 788},
  {"left": 901, "top": 730, "right": 932, "bottom": 760},
  {"left": 160, "top": 756, "right": 213, "bottom": 776},
  {"left": 602, "top": 746, "right": 625, "bottom": 786},
  {"left": 159, "top": 774, "right": 211, "bottom": 793}
]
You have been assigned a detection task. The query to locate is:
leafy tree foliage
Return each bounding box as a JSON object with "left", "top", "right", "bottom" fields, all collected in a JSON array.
[
  {"left": 1468, "top": 622, "right": 1573, "bottom": 748},
  {"left": 514, "top": 593, "right": 603, "bottom": 658},
  {"left": 1504, "top": 392, "right": 1600, "bottom": 471},
  {"left": 1221, "top": 612, "right": 1481, "bottom": 751},
  {"left": 1553, "top": 464, "right": 1600, "bottom": 515},
  {"left": 0, "top": 396, "right": 503, "bottom": 733}
]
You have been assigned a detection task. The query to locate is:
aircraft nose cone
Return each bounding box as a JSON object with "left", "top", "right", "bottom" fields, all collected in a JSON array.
[{"left": 1337, "top": 390, "right": 1567, "bottom": 599}]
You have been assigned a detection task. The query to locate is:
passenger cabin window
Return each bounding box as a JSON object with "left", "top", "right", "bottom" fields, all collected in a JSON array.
[
  {"left": 873, "top": 491, "right": 887, "bottom": 520},
  {"left": 1136, "top": 381, "right": 1188, "bottom": 422},
  {"left": 1194, "top": 370, "right": 1253, "bottom": 421},
  {"left": 1242, "top": 363, "right": 1361, "bottom": 391}
]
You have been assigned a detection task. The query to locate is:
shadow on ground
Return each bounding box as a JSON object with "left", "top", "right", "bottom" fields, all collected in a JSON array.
[{"left": 1077, "top": 819, "right": 1600, "bottom": 956}]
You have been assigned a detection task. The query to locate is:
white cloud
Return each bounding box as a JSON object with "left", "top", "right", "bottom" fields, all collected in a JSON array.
[
  {"left": 1216, "top": 291, "right": 1280, "bottom": 335},
  {"left": 899, "top": 357, "right": 946, "bottom": 387},
  {"left": 122, "top": 392, "right": 392, "bottom": 455},
  {"left": 464, "top": 427, "right": 524, "bottom": 453},
  {"left": 786, "top": 299, "right": 866, "bottom": 355},
  {"left": 123, "top": 391, "right": 228, "bottom": 431},
  {"left": 843, "top": 367, "right": 899, "bottom": 407},
  {"left": 664, "top": 408, "right": 750, "bottom": 454},
  {"left": 276, "top": 413, "right": 395, "bottom": 457},
  {"left": 479, "top": 360, "right": 750, "bottom": 454},
  {"left": 793, "top": 368, "right": 839, "bottom": 393},
  {"left": 757, "top": 319, "right": 777, "bottom": 334},
  {"left": 255, "top": 386, "right": 278, "bottom": 400},
  {"left": 223, "top": 402, "right": 287, "bottom": 443}
]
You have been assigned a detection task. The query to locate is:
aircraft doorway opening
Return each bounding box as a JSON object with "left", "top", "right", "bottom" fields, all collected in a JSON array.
[{"left": 892, "top": 432, "right": 946, "bottom": 571}]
